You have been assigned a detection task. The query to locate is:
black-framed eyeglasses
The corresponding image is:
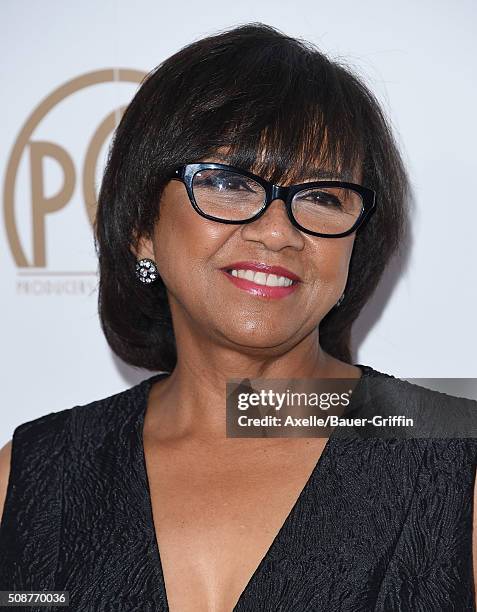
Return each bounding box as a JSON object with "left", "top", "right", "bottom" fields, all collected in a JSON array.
[{"left": 169, "top": 162, "right": 376, "bottom": 238}]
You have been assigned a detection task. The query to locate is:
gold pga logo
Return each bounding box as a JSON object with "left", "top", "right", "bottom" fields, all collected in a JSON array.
[{"left": 4, "top": 69, "right": 144, "bottom": 295}]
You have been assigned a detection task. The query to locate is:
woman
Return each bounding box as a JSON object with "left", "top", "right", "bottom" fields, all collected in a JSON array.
[{"left": 1, "top": 22, "right": 476, "bottom": 612}]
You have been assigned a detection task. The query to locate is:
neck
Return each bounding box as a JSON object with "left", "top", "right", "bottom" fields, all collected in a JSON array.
[{"left": 146, "top": 322, "right": 360, "bottom": 443}]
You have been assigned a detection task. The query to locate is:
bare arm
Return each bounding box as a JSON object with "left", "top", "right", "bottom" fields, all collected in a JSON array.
[{"left": 0, "top": 440, "right": 13, "bottom": 524}]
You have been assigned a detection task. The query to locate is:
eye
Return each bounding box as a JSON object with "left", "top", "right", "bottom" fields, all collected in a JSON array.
[
  {"left": 194, "top": 171, "right": 260, "bottom": 193},
  {"left": 295, "top": 189, "right": 343, "bottom": 208}
]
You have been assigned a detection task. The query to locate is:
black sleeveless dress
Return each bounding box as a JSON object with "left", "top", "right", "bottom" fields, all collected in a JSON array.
[{"left": 1, "top": 364, "right": 476, "bottom": 611}]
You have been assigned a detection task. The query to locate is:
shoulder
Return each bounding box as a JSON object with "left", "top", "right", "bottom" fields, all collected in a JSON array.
[
  {"left": 365, "top": 365, "right": 476, "bottom": 408},
  {"left": 12, "top": 375, "right": 151, "bottom": 446},
  {"left": 364, "top": 370, "right": 477, "bottom": 604},
  {"left": 363, "top": 367, "right": 477, "bottom": 441},
  {"left": 0, "top": 409, "right": 72, "bottom": 527},
  {"left": 0, "top": 375, "right": 155, "bottom": 524}
]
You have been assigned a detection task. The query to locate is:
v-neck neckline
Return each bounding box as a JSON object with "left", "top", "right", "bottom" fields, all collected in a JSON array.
[{"left": 134, "top": 364, "right": 375, "bottom": 611}]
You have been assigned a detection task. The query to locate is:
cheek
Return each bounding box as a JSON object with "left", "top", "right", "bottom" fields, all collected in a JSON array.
[
  {"left": 151, "top": 191, "right": 231, "bottom": 293},
  {"left": 308, "top": 236, "right": 355, "bottom": 290}
]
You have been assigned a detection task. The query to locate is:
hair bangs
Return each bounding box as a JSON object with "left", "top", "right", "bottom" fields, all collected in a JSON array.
[{"left": 177, "top": 57, "right": 366, "bottom": 186}]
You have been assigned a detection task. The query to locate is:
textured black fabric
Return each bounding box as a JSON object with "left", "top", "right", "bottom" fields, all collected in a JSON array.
[{"left": 1, "top": 364, "right": 476, "bottom": 611}]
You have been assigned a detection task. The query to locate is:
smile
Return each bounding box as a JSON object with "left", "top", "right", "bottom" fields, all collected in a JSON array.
[
  {"left": 228, "top": 269, "right": 294, "bottom": 287},
  {"left": 220, "top": 264, "right": 301, "bottom": 299}
]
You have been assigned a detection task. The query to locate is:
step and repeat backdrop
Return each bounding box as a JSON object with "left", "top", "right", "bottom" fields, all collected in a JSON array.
[{"left": 2, "top": 0, "right": 476, "bottom": 444}]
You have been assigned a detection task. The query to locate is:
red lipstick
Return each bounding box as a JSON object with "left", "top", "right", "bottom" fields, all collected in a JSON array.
[
  {"left": 219, "top": 261, "right": 301, "bottom": 299},
  {"left": 222, "top": 261, "right": 301, "bottom": 281}
]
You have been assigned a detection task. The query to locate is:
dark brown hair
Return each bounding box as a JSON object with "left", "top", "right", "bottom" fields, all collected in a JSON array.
[{"left": 94, "top": 22, "right": 410, "bottom": 371}]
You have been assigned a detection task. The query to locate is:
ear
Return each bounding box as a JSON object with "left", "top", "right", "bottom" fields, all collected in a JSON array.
[{"left": 130, "top": 231, "right": 155, "bottom": 261}]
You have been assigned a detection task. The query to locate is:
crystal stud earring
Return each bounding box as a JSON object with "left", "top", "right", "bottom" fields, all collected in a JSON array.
[{"left": 135, "top": 258, "right": 159, "bottom": 284}]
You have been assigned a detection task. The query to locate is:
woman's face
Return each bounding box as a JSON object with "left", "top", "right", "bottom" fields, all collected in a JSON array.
[{"left": 137, "top": 155, "right": 358, "bottom": 353}]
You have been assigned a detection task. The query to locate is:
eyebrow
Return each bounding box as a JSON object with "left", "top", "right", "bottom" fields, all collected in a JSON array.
[
  {"left": 208, "top": 154, "right": 353, "bottom": 182},
  {"left": 304, "top": 168, "right": 352, "bottom": 181}
]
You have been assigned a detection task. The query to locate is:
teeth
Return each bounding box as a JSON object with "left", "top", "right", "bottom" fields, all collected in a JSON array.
[{"left": 229, "top": 269, "right": 294, "bottom": 287}]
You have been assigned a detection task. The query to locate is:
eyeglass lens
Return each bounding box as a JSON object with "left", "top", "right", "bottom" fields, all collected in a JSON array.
[{"left": 192, "top": 168, "right": 363, "bottom": 234}]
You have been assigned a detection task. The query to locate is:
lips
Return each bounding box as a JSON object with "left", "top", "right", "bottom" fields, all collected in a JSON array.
[
  {"left": 220, "top": 261, "right": 302, "bottom": 282},
  {"left": 219, "top": 261, "right": 301, "bottom": 299}
]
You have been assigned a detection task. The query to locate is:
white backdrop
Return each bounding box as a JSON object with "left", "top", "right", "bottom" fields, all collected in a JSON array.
[{"left": 1, "top": 0, "right": 476, "bottom": 446}]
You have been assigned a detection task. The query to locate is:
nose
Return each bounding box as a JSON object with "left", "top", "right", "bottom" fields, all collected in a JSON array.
[{"left": 240, "top": 198, "right": 305, "bottom": 251}]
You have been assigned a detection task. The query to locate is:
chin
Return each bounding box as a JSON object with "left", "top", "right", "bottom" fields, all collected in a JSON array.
[{"left": 215, "top": 321, "right": 298, "bottom": 352}]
